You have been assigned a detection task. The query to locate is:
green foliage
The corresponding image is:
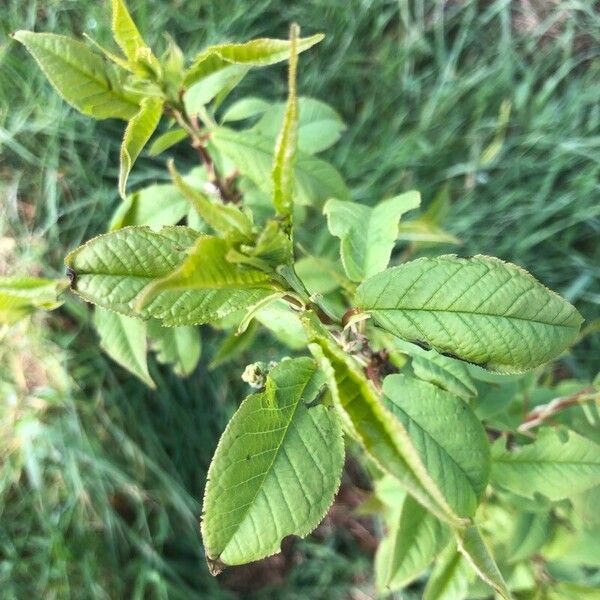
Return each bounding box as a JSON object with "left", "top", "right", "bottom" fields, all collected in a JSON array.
[
  {"left": 375, "top": 490, "right": 449, "bottom": 592},
  {"left": 12, "top": 31, "right": 140, "bottom": 120},
  {"left": 94, "top": 306, "right": 154, "bottom": 387},
  {"left": 183, "top": 33, "right": 324, "bottom": 86},
  {"left": 383, "top": 374, "right": 490, "bottom": 518},
  {"left": 211, "top": 127, "right": 350, "bottom": 207},
  {"left": 11, "top": 1, "right": 596, "bottom": 597},
  {"left": 201, "top": 357, "right": 344, "bottom": 570},
  {"left": 324, "top": 191, "right": 420, "bottom": 282},
  {"left": 491, "top": 428, "right": 600, "bottom": 501},
  {"left": 0, "top": 276, "right": 67, "bottom": 324},
  {"left": 118, "top": 96, "right": 163, "bottom": 198},
  {"left": 355, "top": 255, "right": 583, "bottom": 372}
]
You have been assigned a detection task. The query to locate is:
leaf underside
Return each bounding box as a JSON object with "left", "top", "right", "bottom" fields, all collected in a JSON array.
[
  {"left": 355, "top": 255, "right": 583, "bottom": 372},
  {"left": 491, "top": 428, "right": 600, "bottom": 501},
  {"left": 65, "top": 226, "right": 275, "bottom": 326},
  {"left": 383, "top": 374, "right": 490, "bottom": 518},
  {"left": 201, "top": 357, "right": 344, "bottom": 566},
  {"left": 13, "top": 31, "right": 139, "bottom": 120}
]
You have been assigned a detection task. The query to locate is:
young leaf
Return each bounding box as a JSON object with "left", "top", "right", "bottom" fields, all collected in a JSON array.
[
  {"left": 376, "top": 494, "right": 449, "bottom": 593},
  {"left": 184, "top": 64, "right": 249, "bottom": 114},
  {"left": 221, "top": 97, "right": 270, "bottom": 123},
  {"left": 147, "top": 321, "right": 201, "bottom": 376},
  {"left": 395, "top": 340, "right": 477, "bottom": 401},
  {"left": 506, "top": 511, "right": 551, "bottom": 563},
  {"left": 271, "top": 24, "right": 299, "bottom": 221},
  {"left": 110, "top": 167, "right": 207, "bottom": 230},
  {"left": 148, "top": 127, "right": 187, "bottom": 156},
  {"left": 184, "top": 34, "right": 324, "bottom": 87},
  {"left": 383, "top": 374, "right": 490, "bottom": 517},
  {"left": 398, "top": 185, "right": 461, "bottom": 246},
  {"left": 66, "top": 226, "right": 197, "bottom": 313},
  {"left": 94, "top": 306, "right": 154, "bottom": 387},
  {"left": 355, "top": 255, "right": 583, "bottom": 372},
  {"left": 201, "top": 357, "right": 344, "bottom": 569},
  {"left": 423, "top": 543, "right": 474, "bottom": 600},
  {"left": 305, "top": 318, "right": 466, "bottom": 527},
  {"left": 111, "top": 0, "right": 148, "bottom": 62},
  {"left": 211, "top": 128, "right": 350, "bottom": 207},
  {"left": 12, "top": 31, "right": 139, "bottom": 120},
  {"left": 119, "top": 96, "right": 164, "bottom": 198},
  {"left": 0, "top": 276, "right": 68, "bottom": 324},
  {"left": 252, "top": 97, "right": 346, "bottom": 154},
  {"left": 110, "top": 184, "right": 188, "bottom": 229},
  {"left": 491, "top": 428, "right": 600, "bottom": 501},
  {"left": 229, "top": 220, "right": 292, "bottom": 270},
  {"left": 133, "top": 236, "right": 279, "bottom": 326},
  {"left": 255, "top": 300, "right": 308, "bottom": 350},
  {"left": 168, "top": 161, "right": 253, "bottom": 240},
  {"left": 138, "top": 236, "right": 275, "bottom": 308},
  {"left": 455, "top": 525, "right": 512, "bottom": 600},
  {"left": 324, "top": 192, "right": 420, "bottom": 282}
]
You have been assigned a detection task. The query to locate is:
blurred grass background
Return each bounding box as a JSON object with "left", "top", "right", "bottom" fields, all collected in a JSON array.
[{"left": 1, "top": 0, "right": 599, "bottom": 598}]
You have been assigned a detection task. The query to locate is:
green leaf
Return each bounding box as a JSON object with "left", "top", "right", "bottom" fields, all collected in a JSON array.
[
  {"left": 184, "top": 64, "right": 249, "bottom": 114},
  {"left": 376, "top": 494, "right": 449, "bottom": 592},
  {"left": 201, "top": 357, "right": 344, "bottom": 569},
  {"left": 208, "top": 320, "right": 258, "bottom": 370},
  {"left": 119, "top": 96, "right": 163, "bottom": 198},
  {"left": 252, "top": 97, "right": 346, "bottom": 154},
  {"left": 572, "top": 485, "right": 600, "bottom": 526},
  {"left": 398, "top": 184, "right": 461, "bottom": 246},
  {"left": 423, "top": 543, "right": 474, "bottom": 600},
  {"left": 13, "top": 31, "right": 139, "bottom": 120},
  {"left": 0, "top": 276, "right": 68, "bottom": 324},
  {"left": 110, "top": 184, "right": 187, "bottom": 229},
  {"left": 211, "top": 128, "right": 350, "bottom": 207},
  {"left": 455, "top": 525, "right": 512, "bottom": 600},
  {"left": 184, "top": 33, "right": 324, "bottom": 87},
  {"left": 400, "top": 342, "right": 477, "bottom": 401},
  {"left": 147, "top": 321, "right": 201, "bottom": 376},
  {"left": 65, "top": 226, "right": 275, "bottom": 326},
  {"left": 168, "top": 161, "right": 253, "bottom": 240},
  {"left": 111, "top": 0, "right": 148, "bottom": 62},
  {"left": 221, "top": 97, "right": 270, "bottom": 123},
  {"left": 136, "top": 236, "right": 278, "bottom": 320},
  {"left": 295, "top": 256, "right": 347, "bottom": 295},
  {"left": 355, "top": 255, "right": 583, "bottom": 373},
  {"left": 228, "top": 220, "right": 292, "bottom": 271},
  {"left": 491, "top": 428, "right": 600, "bottom": 501},
  {"left": 66, "top": 225, "right": 196, "bottom": 313},
  {"left": 148, "top": 127, "right": 187, "bottom": 156},
  {"left": 324, "top": 192, "right": 420, "bottom": 282},
  {"left": 255, "top": 300, "right": 308, "bottom": 350},
  {"left": 305, "top": 317, "right": 466, "bottom": 527},
  {"left": 271, "top": 24, "right": 299, "bottom": 219},
  {"left": 506, "top": 511, "right": 551, "bottom": 563},
  {"left": 383, "top": 374, "right": 490, "bottom": 517},
  {"left": 109, "top": 167, "right": 207, "bottom": 230},
  {"left": 94, "top": 306, "right": 154, "bottom": 387}
]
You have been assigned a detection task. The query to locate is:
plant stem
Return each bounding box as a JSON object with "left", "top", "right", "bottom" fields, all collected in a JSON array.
[
  {"left": 170, "top": 107, "right": 239, "bottom": 203},
  {"left": 518, "top": 387, "right": 599, "bottom": 433}
]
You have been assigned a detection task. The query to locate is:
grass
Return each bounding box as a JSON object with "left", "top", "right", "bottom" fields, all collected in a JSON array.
[{"left": 1, "top": 0, "right": 599, "bottom": 598}]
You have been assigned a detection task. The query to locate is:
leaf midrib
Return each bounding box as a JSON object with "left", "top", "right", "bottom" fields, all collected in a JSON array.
[
  {"left": 218, "top": 374, "right": 316, "bottom": 558},
  {"left": 371, "top": 306, "right": 579, "bottom": 329},
  {"left": 495, "top": 458, "right": 600, "bottom": 466},
  {"left": 394, "top": 404, "right": 478, "bottom": 509}
]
